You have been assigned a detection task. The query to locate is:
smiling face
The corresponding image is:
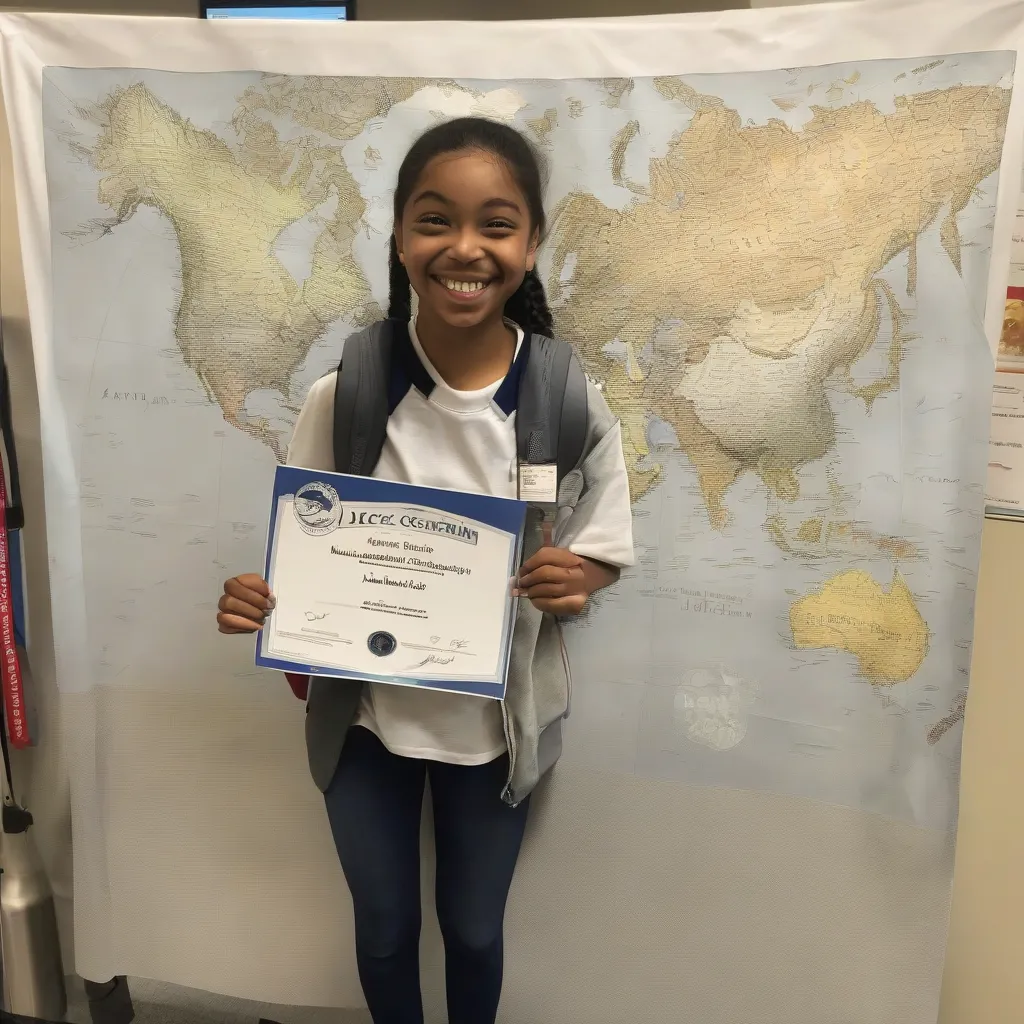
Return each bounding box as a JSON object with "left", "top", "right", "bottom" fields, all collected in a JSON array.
[{"left": 394, "top": 148, "right": 539, "bottom": 332}]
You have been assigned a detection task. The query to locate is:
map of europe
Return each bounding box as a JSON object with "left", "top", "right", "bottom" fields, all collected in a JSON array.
[{"left": 43, "top": 52, "right": 1011, "bottom": 829}]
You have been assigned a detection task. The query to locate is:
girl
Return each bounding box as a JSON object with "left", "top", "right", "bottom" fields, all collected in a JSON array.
[{"left": 217, "top": 117, "right": 634, "bottom": 1024}]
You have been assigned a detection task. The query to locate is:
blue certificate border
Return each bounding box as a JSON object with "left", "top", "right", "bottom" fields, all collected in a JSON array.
[{"left": 256, "top": 465, "right": 526, "bottom": 700}]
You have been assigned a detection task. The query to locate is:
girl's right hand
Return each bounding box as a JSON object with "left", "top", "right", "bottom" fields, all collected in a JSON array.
[{"left": 217, "top": 574, "right": 275, "bottom": 633}]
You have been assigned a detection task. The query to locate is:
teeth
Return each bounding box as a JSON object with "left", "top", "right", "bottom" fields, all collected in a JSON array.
[{"left": 441, "top": 278, "right": 486, "bottom": 293}]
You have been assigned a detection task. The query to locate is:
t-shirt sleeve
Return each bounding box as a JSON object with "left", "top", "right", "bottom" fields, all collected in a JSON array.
[
  {"left": 554, "top": 413, "right": 636, "bottom": 569},
  {"left": 285, "top": 371, "right": 337, "bottom": 471}
]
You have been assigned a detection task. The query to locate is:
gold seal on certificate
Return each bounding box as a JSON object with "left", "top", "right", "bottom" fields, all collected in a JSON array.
[{"left": 257, "top": 466, "right": 527, "bottom": 700}]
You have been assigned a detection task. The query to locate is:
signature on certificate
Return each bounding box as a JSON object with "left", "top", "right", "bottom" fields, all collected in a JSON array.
[
  {"left": 413, "top": 653, "right": 457, "bottom": 669},
  {"left": 304, "top": 610, "right": 328, "bottom": 622}
]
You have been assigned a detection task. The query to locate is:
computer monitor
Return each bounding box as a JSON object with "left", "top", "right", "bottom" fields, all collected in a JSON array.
[{"left": 201, "top": 1, "right": 354, "bottom": 20}]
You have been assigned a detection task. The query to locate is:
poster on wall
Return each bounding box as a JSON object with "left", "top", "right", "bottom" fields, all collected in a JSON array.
[
  {"left": 2, "top": 2, "right": 1023, "bottom": 1022},
  {"left": 988, "top": 191, "right": 1024, "bottom": 516}
]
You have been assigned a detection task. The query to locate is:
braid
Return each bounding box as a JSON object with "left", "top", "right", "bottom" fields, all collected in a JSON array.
[
  {"left": 505, "top": 269, "right": 555, "bottom": 337},
  {"left": 387, "top": 235, "right": 412, "bottom": 322}
]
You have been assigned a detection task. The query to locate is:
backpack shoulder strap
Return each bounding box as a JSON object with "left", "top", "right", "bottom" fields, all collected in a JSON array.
[
  {"left": 516, "top": 333, "right": 589, "bottom": 485},
  {"left": 332, "top": 319, "right": 397, "bottom": 477}
]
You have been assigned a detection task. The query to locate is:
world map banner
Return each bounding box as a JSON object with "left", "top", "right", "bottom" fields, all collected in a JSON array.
[{"left": 2, "top": 2, "right": 1023, "bottom": 1021}]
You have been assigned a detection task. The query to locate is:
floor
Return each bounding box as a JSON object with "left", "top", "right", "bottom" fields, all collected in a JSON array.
[{"left": 63, "top": 977, "right": 372, "bottom": 1024}]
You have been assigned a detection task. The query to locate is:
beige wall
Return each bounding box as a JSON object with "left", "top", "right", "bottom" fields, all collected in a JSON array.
[
  {"left": 5, "top": 0, "right": 193, "bottom": 11},
  {"left": 10, "top": 0, "right": 745, "bottom": 15},
  {"left": 2, "top": 2, "right": 1021, "bottom": 1023},
  {"left": 0, "top": 78, "right": 75, "bottom": 965},
  {"left": 360, "top": 0, "right": 743, "bottom": 14},
  {"left": 940, "top": 521, "right": 1024, "bottom": 1022}
]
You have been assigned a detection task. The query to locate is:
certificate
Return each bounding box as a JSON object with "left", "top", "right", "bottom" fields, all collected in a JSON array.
[{"left": 256, "top": 465, "right": 527, "bottom": 700}]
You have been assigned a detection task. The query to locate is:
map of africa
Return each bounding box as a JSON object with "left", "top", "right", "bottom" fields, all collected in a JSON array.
[{"left": 43, "top": 52, "right": 1010, "bottom": 829}]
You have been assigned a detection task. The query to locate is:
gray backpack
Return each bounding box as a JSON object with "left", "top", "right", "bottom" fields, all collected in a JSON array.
[{"left": 332, "top": 318, "right": 589, "bottom": 487}]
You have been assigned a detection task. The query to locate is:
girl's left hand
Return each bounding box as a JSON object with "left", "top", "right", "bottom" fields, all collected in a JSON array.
[{"left": 515, "top": 522, "right": 613, "bottom": 617}]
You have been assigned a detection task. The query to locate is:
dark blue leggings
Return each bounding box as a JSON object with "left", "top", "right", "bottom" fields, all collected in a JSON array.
[{"left": 324, "top": 726, "right": 530, "bottom": 1024}]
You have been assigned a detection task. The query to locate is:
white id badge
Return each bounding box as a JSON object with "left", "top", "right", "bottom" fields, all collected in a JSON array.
[{"left": 517, "top": 462, "right": 558, "bottom": 504}]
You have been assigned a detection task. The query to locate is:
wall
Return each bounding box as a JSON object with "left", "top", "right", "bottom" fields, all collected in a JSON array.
[
  {"left": 2, "top": 2, "right": 1021, "bottom": 1024},
  {"left": 940, "top": 522, "right": 1024, "bottom": 1022},
  {"left": 0, "top": 49, "right": 72, "bottom": 962},
  {"left": 361, "top": 0, "right": 742, "bottom": 14},
  {"left": 4, "top": 0, "right": 193, "bottom": 11},
  {"left": 10, "top": 0, "right": 744, "bottom": 15}
]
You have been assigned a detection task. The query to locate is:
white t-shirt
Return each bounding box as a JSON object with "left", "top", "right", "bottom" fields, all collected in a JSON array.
[{"left": 286, "top": 320, "right": 634, "bottom": 765}]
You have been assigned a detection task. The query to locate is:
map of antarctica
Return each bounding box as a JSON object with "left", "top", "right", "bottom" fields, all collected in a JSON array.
[{"left": 42, "top": 51, "right": 1012, "bottom": 829}]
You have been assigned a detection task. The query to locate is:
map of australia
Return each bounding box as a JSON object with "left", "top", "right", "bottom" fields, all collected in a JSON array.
[
  {"left": 790, "top": 570, "right": 930, "bottom": 685},
  {"left": 42, "top": 52, "right": 1010, "bottom": 829}
]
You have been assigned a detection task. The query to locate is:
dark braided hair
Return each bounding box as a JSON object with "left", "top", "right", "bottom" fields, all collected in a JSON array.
[
  {"left": 386, "top": 117, "right": 555, "bottom": 337},
  {"left": 387, "top": 235, "right": 412, "bottom": 323},
  {"left": 505, "top": 268, "right": 554, "bottom": 337}
]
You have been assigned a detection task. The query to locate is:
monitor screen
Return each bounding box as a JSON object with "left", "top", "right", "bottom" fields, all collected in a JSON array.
[{"left": 202, "top": 3, "right": 352, "bottom": 19}]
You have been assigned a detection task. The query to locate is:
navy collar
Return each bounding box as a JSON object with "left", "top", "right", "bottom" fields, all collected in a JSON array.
[
  {"left": 389, "top": 320, "right": 532, "bottom": 417},
  {"left": 494, "top": 330, "right": 531, "bottom": 416}
]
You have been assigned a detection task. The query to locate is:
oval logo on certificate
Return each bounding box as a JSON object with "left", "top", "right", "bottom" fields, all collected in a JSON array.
[
  {"left": 292, "top": 481, "right": 342, "bottom": 536},
  {"left": 367, "top": 631, "right": 398, "bottom": 658}
]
